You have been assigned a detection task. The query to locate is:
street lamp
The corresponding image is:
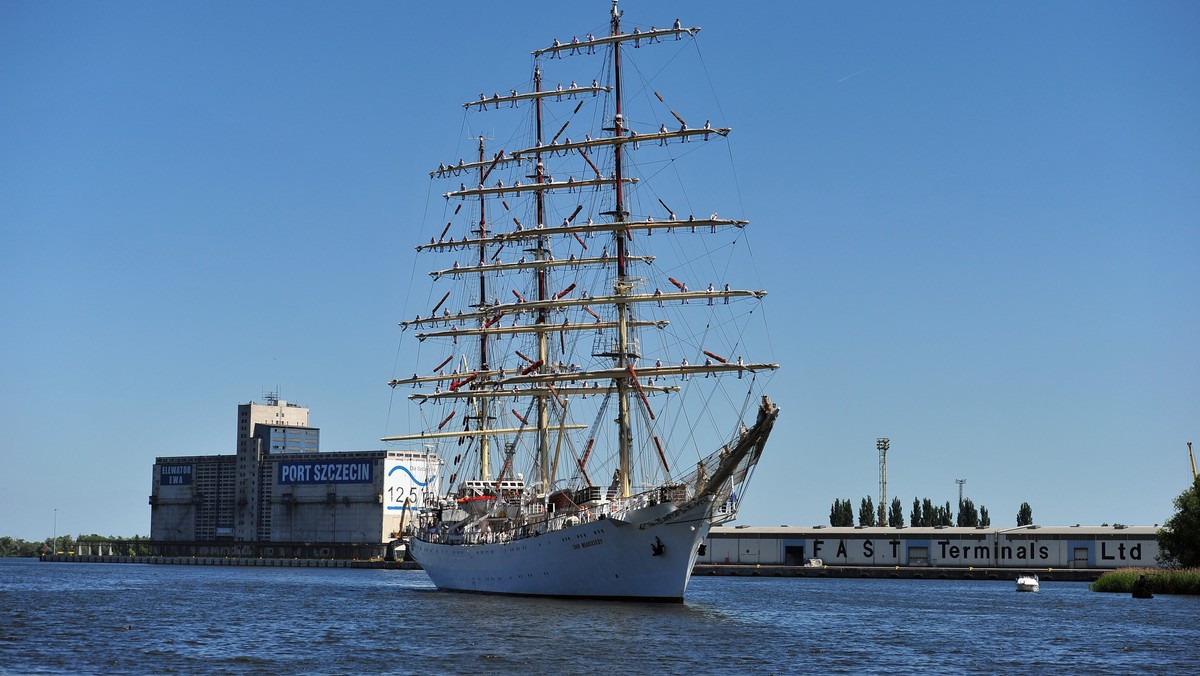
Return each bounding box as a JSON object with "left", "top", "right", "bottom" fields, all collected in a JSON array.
[{"left": 52, "top": 508, "right": 58, "bottom": 555}]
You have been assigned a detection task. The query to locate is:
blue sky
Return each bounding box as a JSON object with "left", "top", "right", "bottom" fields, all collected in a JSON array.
[{"left": 2, "top": 1, "right": 1197, "bottom": 542}]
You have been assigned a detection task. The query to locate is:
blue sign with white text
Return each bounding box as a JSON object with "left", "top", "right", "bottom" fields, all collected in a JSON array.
[
  {"left": 278, "top": 461, "right": 373, "bottom": 485},
  {"left": 160, "top": 464, "right": 193, "bottom": 486}
]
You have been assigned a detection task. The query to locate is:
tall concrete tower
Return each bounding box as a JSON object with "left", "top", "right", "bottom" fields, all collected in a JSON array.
[{"left": 234, "top": 393, "right": 311, "bottom": 541}]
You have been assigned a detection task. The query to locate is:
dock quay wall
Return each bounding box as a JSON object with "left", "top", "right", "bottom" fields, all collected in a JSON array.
[
  {"left": 40, "top": 554, "right": 420, "bottom": 569},
  {"left": 693, "top": 564, "right": 1105, "bottom": 582},
  {"left": 64, "top": 539, "right": 402, "bottom": 562}
]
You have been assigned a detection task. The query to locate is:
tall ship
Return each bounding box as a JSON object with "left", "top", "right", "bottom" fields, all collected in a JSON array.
[{"left": 384, "top": 1, "right": 780, "bottom": 602}]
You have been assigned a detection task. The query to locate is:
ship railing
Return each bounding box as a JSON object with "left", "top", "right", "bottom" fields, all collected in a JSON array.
[{"left": 419, "top": 485, "right": 709, "bottom": 545}]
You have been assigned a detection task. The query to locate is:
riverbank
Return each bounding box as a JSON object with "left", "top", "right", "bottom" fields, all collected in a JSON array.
[{"left": 1090, "top": 567, "right": 1200, "bottom": 595}]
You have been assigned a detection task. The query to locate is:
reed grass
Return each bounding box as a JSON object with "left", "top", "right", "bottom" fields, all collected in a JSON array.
[{"left": 1090, "top": 567, "right": 1200, "bottom": 595}]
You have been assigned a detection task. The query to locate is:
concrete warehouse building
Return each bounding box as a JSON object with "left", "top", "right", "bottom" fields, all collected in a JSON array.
[
  {"left": 702, "top": 524, "right": 1160, "bottom": 570},
  {"left": 149, "top": 396, "right": 439, "bottom": 555}
]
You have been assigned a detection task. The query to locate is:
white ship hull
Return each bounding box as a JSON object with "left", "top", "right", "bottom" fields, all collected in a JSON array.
[{"left": 410, "top": 498, "right": 714, "bottom": 602}]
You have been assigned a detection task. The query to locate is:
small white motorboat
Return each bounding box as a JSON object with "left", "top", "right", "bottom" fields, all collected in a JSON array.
[{"left": 1015, "top": 573, "right": 1040, "bottom": 592}]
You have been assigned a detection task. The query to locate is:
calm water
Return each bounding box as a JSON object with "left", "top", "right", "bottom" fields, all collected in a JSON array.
[{"left": 1, "top": 559, "right": 1196, "bottom": 674}]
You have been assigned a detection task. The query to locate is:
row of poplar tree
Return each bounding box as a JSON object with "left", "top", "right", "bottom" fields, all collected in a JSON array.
[{"left": 829, "top": 497, "right": 1034, "bottom": 528}]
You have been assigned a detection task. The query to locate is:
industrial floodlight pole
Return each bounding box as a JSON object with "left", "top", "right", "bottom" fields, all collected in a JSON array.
[
  {"left": 955, "top": 478, "right": 966, "bottom": 523},
  {"left": 877, "top": 438, "right": 890, "bottom": 526}
]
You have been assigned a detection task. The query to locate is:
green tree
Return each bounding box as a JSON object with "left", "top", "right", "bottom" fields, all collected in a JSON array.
[
  {"left": 957, "top": 498, "right": 979, "bottom": 527},
  {"left": 980, "top": 505, "right": 991, "bottom": 527},
  {"left": 1017, "top": 502, "right": 1034, "bottom": 526},
  {"left": 1157, "top": 476, "right": 1200, "bottom": 568},
  {"left": 910, "top": 498, "right": 921, "bottom": 527},
  {"left": 830, "top": 498, "right": 854, "bottom": 527},
  {"left": 43, "top": 535, "right": 75, "bottom": 554},
  {"left": 129, "top": 534, "right": 152, "bottom": 557},
  {"left": 858, "top": 496, "right": 876, "bottom": 527},
  {"left": 888, "top": 497, "right": 904, "bottom": 527},
  {"left": 937, "top": 501, "right": 953, "bottom": 527},
  {"left": 921, "top": 498, "right": 934, "bottom": 527}
]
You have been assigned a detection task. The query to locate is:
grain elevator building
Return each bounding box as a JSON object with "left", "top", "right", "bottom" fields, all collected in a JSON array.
[{"left": 149, "top": 396, "right": 439, "bottom": 555}]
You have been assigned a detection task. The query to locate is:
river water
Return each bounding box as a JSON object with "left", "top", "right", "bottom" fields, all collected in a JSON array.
[{"left": 1, "top": 558, "right": 1195, "bottom": 674}]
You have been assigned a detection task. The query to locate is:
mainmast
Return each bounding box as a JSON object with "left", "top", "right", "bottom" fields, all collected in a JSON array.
[
  {"left": 608, "top": 0, "right": 634, "bottom": 499},
  {"left": 475, "top": 136, "right": 492, "bottom": 481}
]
